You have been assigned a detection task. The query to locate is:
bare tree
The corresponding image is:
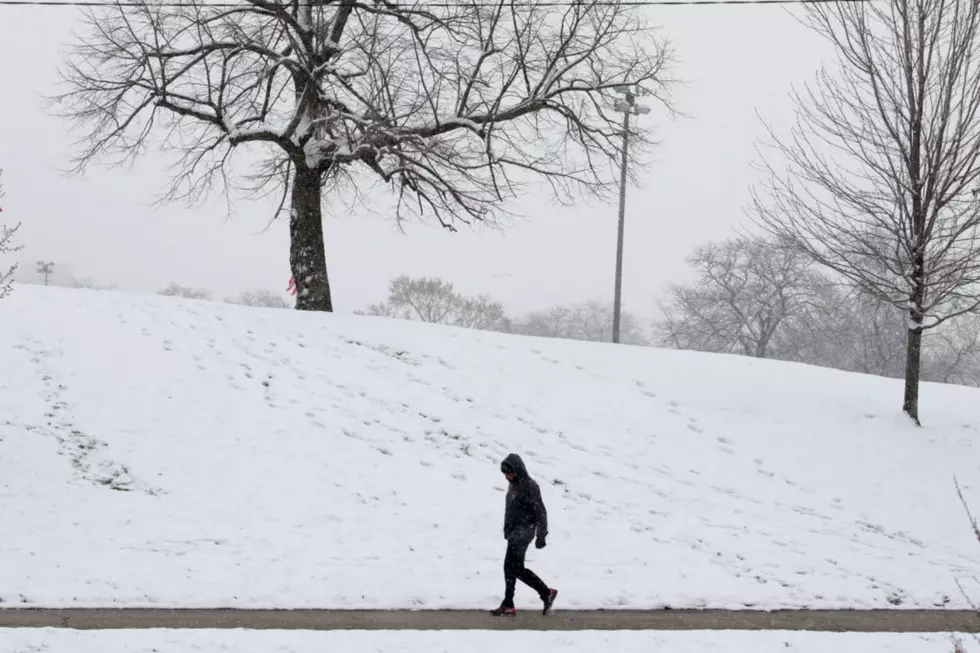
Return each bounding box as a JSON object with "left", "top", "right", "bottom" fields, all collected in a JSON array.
[
  {"left": 228, "top": 288, "right": 292, "bottom": 308},
  {"left": 358, "top": 275, "right": 508, "bottom": 330},
  {"left": 56, "top": 0, "right": 674, "bottom": 313},
  {"left": 387, "top": 276, "right": 459, "bottom": 323},
  {"left": 453, "top": 293, "right": 508, "bottom": 331},
  {"left": 655, "top": 238, "right": 822, "bottom": 358},
  {"left": 752, "top": 0, "right": 980, "bottom": 423},
  {"left": 514, "top": 300, "right": 648, "bottom": 345},
  {"left": 0, "top": 170, "right": 20, "bottom": 301},
  {"left": 158, "top": 283, "right": 213, "bottom": 300}
]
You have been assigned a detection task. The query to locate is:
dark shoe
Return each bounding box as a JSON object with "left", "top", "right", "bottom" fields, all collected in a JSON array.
[
  {"left": 490, "top": 605, "right": 517, "bottom": 617},
  {"left": 542, "top": 588, "right": 558, "bottom": 615}
]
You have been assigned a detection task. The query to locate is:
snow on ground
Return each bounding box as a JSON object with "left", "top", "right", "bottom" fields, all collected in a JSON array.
[
  {"left": 0, "top": 629, "right": 977, "bottom": 653},
  {"left": 1, "top": 285, "right": 979, "bottom": 610}
]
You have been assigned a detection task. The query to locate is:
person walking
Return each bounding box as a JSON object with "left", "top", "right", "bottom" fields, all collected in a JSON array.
[{"left": 491, "top": 453, "right": 558, "bottom": 617}]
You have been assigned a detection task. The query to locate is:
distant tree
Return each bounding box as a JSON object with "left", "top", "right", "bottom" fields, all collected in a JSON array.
[
  {"left": 655, "top": 238, "right": 822, "bottom": 358},
  {"left": 450, "top": 294, "right": 509, "bottom": 331},
  {"left": 0, "top": 226, "right": 17, "bottom": 301},
  {"left": 158, "top": 283, "right": 212, "bottom": 301},
  {"left": 357, "top": 302, "right": 400, "bottom": 319},
  {"left": 750, "top": 0, "right": 980, "bottom": 423},
  {"left": 68, "top": 275, "right": 119, "bottom": 291},
  {"left": 0, "top": 170, "right": 20, "bottom": 301},
  {"left": 783, "top": 287, "right": 909, "bottom": 377},
  {"left": 922, "top": 314, "right": 980, "bottom": 387},
  {"left": 389, "top": 276, "right": 460, "bottom": 323},
  {"left": 228, "top": 289, "right": 291, "bottom": 309},
  {"left": 358, "top": 276, "right": 509, "bottom": 331},
  {"left": 513, "top": 300, "right": 649, "bottom": 345},
  {"left": 512, "top": 305, "right": 577, "bottom": 339},
  {"left": 658, "top": 236, "right": 980, "bottom": 385}
]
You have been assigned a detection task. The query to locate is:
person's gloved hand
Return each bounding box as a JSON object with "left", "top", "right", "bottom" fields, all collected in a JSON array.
[{"left": 535, "top": 534, "right": 547, "bottom": 549}]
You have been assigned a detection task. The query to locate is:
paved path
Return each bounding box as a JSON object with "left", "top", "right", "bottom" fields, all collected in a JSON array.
[{"left": 0, "top": 608, "right": 976, "bottom": 632}]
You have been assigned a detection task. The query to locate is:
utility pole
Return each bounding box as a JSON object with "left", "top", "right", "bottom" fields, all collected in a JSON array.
[
  {"left": 37, "top": 261, "right": 54, "bottom": 286},
  {"left": 611, "top": 85, "right": 650, "bottom": 344}
]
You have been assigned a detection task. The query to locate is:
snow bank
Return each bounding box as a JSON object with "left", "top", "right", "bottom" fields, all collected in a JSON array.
[
  {"left": 0, "top": 629, "right": 975, "bottom": 653},
  {"left": 1, "top": 285, "right": 978, "bottom": 610}
]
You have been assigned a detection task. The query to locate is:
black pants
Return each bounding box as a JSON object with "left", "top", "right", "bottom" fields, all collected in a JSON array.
[{"left": 502, "top": 534, "right": 550, "bottom": 607}]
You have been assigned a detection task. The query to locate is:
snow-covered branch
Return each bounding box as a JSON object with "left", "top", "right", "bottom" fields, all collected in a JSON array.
[{"left": 0, "top": 170, "right": 21, "bottom": 301}]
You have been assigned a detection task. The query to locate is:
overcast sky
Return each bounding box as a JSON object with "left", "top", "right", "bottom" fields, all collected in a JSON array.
[{"left": 0, "top": 4, "right": 829, "bottom": 317}]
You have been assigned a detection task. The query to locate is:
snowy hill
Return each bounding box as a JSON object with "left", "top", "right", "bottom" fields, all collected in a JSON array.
[{"left": 1, "top": 285, "right": 978, "bottom": 610}]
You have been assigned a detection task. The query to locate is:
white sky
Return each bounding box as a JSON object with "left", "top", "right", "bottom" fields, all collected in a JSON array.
[{"left": 0, "top": 4, "right": 830, "bottom": 317}]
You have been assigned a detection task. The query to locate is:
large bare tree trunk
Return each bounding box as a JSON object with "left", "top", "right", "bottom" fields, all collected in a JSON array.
[
  {"left": 903, "top": 258, "right": 926, "bottom": 423},
  {"left": 903, "top": 323, "right": 923, "bottom": 424},
  {"left": 290, "top": 163, "right": 332, "bottom": 312}
]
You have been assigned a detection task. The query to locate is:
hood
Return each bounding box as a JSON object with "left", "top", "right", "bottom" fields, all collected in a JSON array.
[{"left": 501, "top": 453, "right": 529, "bottom": 479}]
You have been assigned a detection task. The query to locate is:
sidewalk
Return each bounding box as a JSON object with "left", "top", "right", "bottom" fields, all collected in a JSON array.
[{"left": 0, "top": 608, "right": 975, "bottom": 632}]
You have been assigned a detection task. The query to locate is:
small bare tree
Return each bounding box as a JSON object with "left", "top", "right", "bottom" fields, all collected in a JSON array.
[
  {"left": 656, "top": 238, "right": 821, "bottom": 358},
  {"left": 514, "top": 300, "right": 648, "bottom": 345},
  {"left": 952, "top": 479, "right": 980, "bottom": 653},
  {"left": 0, "top": 227, "right": 18, "bottom": 300},
  {"left": 0, "top": 170, "right": 20, "bottom": 301},
  {"left": 386, "top": 276, "right": 459, "bottom": 323},
  {"left": 228, "top": 288, "right": 292, "bottom": 308},
  {"left": 158, "top": 283, "right": 213, "bottom": 301},
  {"left": 56, "top": 0, "right": 673, "bottom": 312},
  {"left": 752, "top": 0, "right": 980, "bottom": 423},
  {"left": 359, "top": 275, "right": 508, "bottom": 330},
  {"left": 453, "top": 293, "right": 509, "bottom": 331},
  {"left": 512, "top": 305, "right": 578, "bottom": 339}
]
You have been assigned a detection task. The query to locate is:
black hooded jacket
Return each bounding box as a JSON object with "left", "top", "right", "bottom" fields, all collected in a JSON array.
[{"left": 501, "top": 453, "right": 548, "bottom": 541}]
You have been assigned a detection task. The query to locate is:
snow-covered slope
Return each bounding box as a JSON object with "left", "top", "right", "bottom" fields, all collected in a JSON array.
[{"left": 1, "top": 285, "right": 978, "bottom": 610}]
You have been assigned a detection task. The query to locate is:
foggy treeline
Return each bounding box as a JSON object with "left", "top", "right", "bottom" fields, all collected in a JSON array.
[
  {"left": 10, "top": 275, "right": 292, "bottom": 310},
  {"left": 355, "top": 237, "right": 980, "bottom": 390}
]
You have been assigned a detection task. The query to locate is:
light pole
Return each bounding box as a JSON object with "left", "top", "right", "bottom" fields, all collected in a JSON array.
[
  {"left": 37, "top": 261, "right": 54, "bottom": 286},
  {"left": 611, "top": 84, "right": 650, "bottom": 344}
]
